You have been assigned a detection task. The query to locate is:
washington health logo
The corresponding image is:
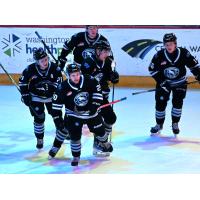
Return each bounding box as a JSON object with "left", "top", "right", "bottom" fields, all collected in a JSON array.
[
  {"left": 1, "top": 34, "right": 22, "bottom": 57},
  {"left": 122, "top": 39, "right": 163, "bottom": 59}
]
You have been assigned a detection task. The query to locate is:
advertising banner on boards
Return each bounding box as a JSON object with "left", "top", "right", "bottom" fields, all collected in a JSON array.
[{"left": 0, "top": 26, "right": 200, "bottom": 75}]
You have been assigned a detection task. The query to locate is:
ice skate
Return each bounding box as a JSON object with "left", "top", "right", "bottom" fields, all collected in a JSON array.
[
  {"left": 36, "top": 139, "right": 43, "bottom": 149},
  {"left": 150, "top": 124, "right": 163, "bottom": 136},
  {"left": 71, "top": 157, "right": 80, "bottom": 166},
  {"left": 93, "top": 140, "right": 113, "bottom": 157}
]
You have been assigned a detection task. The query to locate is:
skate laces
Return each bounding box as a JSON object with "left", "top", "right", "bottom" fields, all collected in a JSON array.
[
  {"left": 154, "top": 124, "right": 162, "bottom": 130},
  {"left": 96, "top": 141, "right": 109, "bottom": 149},
  {"left": 103, "top": 142, "right": 111, "bottom": 148}
]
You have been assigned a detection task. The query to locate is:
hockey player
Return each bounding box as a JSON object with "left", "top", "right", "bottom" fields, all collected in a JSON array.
[
  {"left": 48, "top": 64, "right": 113, "bottom": 166},
  {"left": 58, "top": 25, "right": 113, "bottom": 69},
  {"left": 81, "top": 40, "right": 119, "bottom": 155},
  {"left": 149, "top": 33, "right": 200, "bottom": 137},
  {"left": 19, "top": 49, "right": 63, "bottom": 149}
]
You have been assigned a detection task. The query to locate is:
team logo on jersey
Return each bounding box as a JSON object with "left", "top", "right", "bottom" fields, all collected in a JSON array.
[
  {"left": 122, "top": 39, "right": 162, "bottom": 60},
  {"left": 94, "top": 73, "right": 103, "bottom": 82},
  {"left": 164, "top": 67, "right": 180, "bottom": 79},
  {"left": 82, "top": 48, "right": 95, "bottom": 59},
  {"left": 74, "top": 92, "right": 89, "bottom": 107}
]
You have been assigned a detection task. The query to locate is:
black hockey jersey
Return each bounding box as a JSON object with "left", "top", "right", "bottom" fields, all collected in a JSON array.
[
  {"left": 60, "top": 31, "right": 113, "bottom": 65},
  {"left": 19, "top": 62, "right": 63, "bottom": 102},
  {"left": 52, "top": 74, "right": 103, "bottom": 119},
  {"left": 81, "top": 55, "right": 114, "bottom": 99},
  {"left": 149, "top": 47, "right": 200, "bottom": 87}
]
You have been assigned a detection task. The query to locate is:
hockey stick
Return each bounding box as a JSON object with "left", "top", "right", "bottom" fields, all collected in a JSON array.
[
  {"left": 132, "top": 80, "right": 199, "bottom": 96},
  {"left": 99, "top": 97, "right": 127, "bottom": 110},
  {"left": 0, "top": 62, "right": 43, "bottom": 119},
  {"left": 35, "top": 31, "right": 58, "bottom": 64},
  {"left": 0, "top": 62, "right": 20, "bottom": 92},
  {"left": 111, "top": 60, "right": 116, "bottom": 108},
  {"left": 110, "top": 59, "right": 117, "bottom": 142}
]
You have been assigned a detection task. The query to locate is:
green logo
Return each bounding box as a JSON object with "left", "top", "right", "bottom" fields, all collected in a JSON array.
[
  {"left": 1, "top": 34, "right": 22, "bottom": 57},
  {"left": 122, "top": 39, "right": 162, "bottom": 59}
]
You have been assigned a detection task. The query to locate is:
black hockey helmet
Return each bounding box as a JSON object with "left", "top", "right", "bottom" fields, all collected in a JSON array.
[
  {"left": 163, "top": 33, "right": 177, "bottom": 44},
  {"left": 33, "top": 48, "right": 48, "bottom": 61},
  {"left": 86, "top": 25, "right": 98, "bottom": 29},
  {"left": 66, "top": 63, "right": 81, "bottom": 75},
  {"left": 94, "top": 40, "right": 111, "bottom": 51}
]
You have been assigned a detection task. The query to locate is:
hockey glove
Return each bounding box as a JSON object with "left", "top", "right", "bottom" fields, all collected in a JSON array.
[
  {"left": 88, "top": 103, "right": 99, "bottom": 115},
  {"left": 110, "top": 71, "right": 119, "bottom": 84},
  {"left": 21, "top": 94, "right": 31, "bottom": 107},
  {"left": 45, "top": 84, "right": 56, "bottom": 97},
  {"left": 58, "top": 56, "right": 67, "bottom": 70}
]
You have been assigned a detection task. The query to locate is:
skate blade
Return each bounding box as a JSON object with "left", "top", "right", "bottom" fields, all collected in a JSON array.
[
  {"left": 37, "top": 148, "right": 43, "bottom": 152},
  {"left": 93, "top": 150, "right": 110, "bottom": 157},
  {"left": 48, "top": 155, "right": 54, "bottom": 160},
  {"left": 150, "top": 131, "right": 161, "bottom": 137},
  {"left": 172, "top": 134, "right": 179, "bottom": 140},
  {"left": 71, "top": 162, "right": 79, "bottom": 166}
]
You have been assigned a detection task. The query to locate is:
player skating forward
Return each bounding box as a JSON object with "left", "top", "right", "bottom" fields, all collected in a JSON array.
[
  {"left": 19, "top": 49, "right": 63, "bottom": 149},
  {"left": 149, "top": 33, "right": 200, "bottom": 137},
  {"left": 81, "top": 40, "right": 119, "bottom": 156},
  {"left": 48, "top": 64, "right": 113, "bottom": 166},
  {"left": 58, "top": 25, "right": 113, "bottom": 69}
]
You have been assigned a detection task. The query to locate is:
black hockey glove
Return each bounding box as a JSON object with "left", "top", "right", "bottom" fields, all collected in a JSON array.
[
  {"left": 160, "top": 81, "right": 170, "bottom": 93},
  {"left": 21, "top": 94, "right": 31, "bottom": 107},
  {"left": 110, "top": 71, "right": 119, "bottom": 84},
  {"left": 45, "top": 84, "right": 56, "bottom": 97},
  {"left": 88, "top": 104, "right": 98, "bottom": 115},
  {"left": 58, "top": 56, "right": 67, "bottom": 70}
]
